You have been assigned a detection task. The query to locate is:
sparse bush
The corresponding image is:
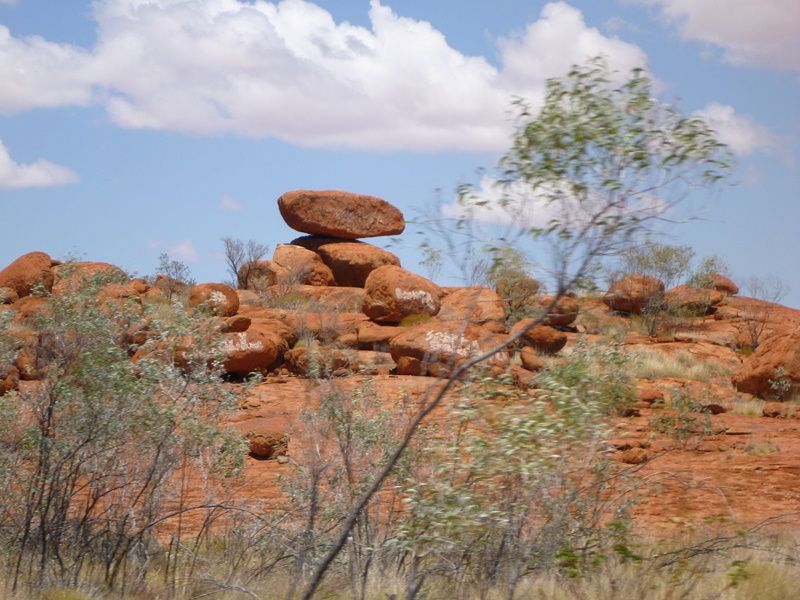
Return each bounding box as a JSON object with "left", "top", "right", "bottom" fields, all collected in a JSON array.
[
  {"left": 742, "top": 275, "right": 789, "bottom": 349},
  {"left": 154, "top": 252, "right": 195, "bottom": 300},
  {"left": 222, "top": 237, "right": 270, "bottom": 289},
  {"left": 0, "top": 271, "right": 246, "bottom": 595}
]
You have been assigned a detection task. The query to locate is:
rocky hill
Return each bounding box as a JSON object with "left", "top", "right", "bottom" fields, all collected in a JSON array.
[{"left": 2, "top": 189, "right": 800, "bottom": 536}]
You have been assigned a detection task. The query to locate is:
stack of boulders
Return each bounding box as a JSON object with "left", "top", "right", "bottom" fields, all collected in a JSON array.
[
  {"left": 0, "top": 190, "right": 582, "bottom": 396},
  {"left": 603, "top": 273, "right": 732, "bottom": 316}
]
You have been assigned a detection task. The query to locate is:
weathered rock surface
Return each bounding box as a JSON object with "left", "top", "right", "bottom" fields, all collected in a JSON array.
[
  {"left": 733, "top": 330, "right": 800, "bottom": 398},
  {"left": 604, "top": 274, "right": 665, "bottom": 314},
  {"left": 0, "top": 287, "right": 19, "bottom": 304},
  {"left": 188, "top": 283, "right": 240, "bottom": 317},
  {"left": 389, "top": 320, "right": 508, "bottom": 375},
  {"left": 272, "top": 244, "right": 334, "bottom": 286},
  {"left": 239, "top": 260, "right": 278, "bottom": 291},
  {"left": 0, "top": 252, "right": 55, "bottom": 297},
  {"left": 438, "top": 287, "right": 505, "bottom": 332},
  {"left": 519, "top": 347, "right": 545, "bottom": 372},
  {"left": 540, "top": 295, "right": 580, "bottom": 327},
  {"left": 311, "top": 239, "right": 401, "bottom": 287},
  {"left": 363, "top": 265, "right": 442, "bottom": 324},
  {"left": 665, "top": 285, "right": 725, "bottom": 315},
  {"left": 711, "top": 273, "right": 739, "bottom": 295},
  {"left": 278, "top": 190, "right": 405, "bottom": 239},
  {"left": 222, "top": 324, "right": 286, "bottom": 375},
  {"left": 52, "top": 262, "right": 127, "bottom": 295},
  {"left": 509, "top": 319, "right": 567, "bottom": 354}
]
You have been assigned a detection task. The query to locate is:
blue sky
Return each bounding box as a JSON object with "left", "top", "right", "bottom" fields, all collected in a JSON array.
[{"left": 1, "top": 0, "right": 798, "bottom": 306}]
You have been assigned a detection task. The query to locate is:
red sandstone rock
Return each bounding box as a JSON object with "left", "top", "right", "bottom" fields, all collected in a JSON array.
[
  {"left": 389, "top": 320, "right": 508, "bottom": 374},
  {"left": 278, "top": 190, "right": 405, "bottom": 239},
  {"left": 509, "top": 320, "right": 567, "bottom": 354},
  {"left": 437, "top": 287, "right": 506, "bottom": 331},
  {"left": 52, "top": 262, "right": 127, "bottom": 295},
  {"left": 665, "top": 285, "right": 725, "bottom": 315},
  {"left": 519, "top": 347, "right": 545, "bottom": 372},
  {"left": 315, "top": 240, "right": 400, "bottom": 287},
  {"left": 272, "top": 244, "right": 334, "bottom": 286},
  {"left": 187, "top": 283, "right": 240, "bottom": 317},
  {"left": 711, "top": 273, "right": 739, "bottom": 295},
  {"left": 732, "top": 331, "right": 800, "bottom": 398},
  {"left": 0, "top": 252, "right": 55, "bottom": 297},
  {"left": 0, "top": 287, "right": 18, "bottom": 304},
  {"left": 539, "top": 294, "right": 580, "bottom": 327},
  {"left": 363, "top": 265, "right": 442, "bottom": 324},
  {"left": 222, "top": 324, "right": 286, "bottom": 375},
  {"left": 603, "top": 274, "right": 665, "bottom": 314},
  {"left": 239, "top": 260, "right": 278, "bottom": 291}
]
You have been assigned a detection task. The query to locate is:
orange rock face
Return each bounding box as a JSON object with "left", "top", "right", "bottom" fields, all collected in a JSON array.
[
  {"left": 389, "top": 320, "right": 508, "bottom": 374},
  {"left": 363, "top": 265, "right": 442, "bottom": 324},
  {"left": 665, "top": 285, "right": 725, "bottom": 315},
  {"left": 0, "top": 252, "right": 55, "bottom": 297},
  {"left": 313, "top": 240, "right": 401, "bottom": 287},
  {"left": 711, "top": 273, "right": 739, "bottom": 295},
  {"left": 188, "top": 283, "right": 240, "bottom": 317},
  {"left": 604, "top": 274, "right": 665, "bottom": 314},
  {"left": 277, "top": 190, "right": 405, "bottom": 239},
  {"left": 272, "top": 244, "right": 334, "bottom": 286},
  {"left": 509, "top": 320, "right": 567, "bottom": 354},
  {"left": 733, "top": 331, "right": 800, "bottom": 398},
  {"left": 52, "top": 261, "right": 127, "bottom": 295},
  {"left": 222, "top": 325, "right": 286, "bottom": 375},
  {"left": 438, "top": 287, "right": 506, "bottom": 331},
  {"left": 239, "top": 260, "right": 278, "bottom": 291},
  {"left": 539, "top": 294, "right": 580, "bottom": 327}
]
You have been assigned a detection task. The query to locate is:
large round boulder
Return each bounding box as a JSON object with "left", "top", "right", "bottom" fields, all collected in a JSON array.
[
  {"left": 0, "top": 252, "right": 55, "bottom": 297},
  {"left": 363, "top": 265, "right": 442, "bottom": 324},
  {"left": 509, "top": 319, "right": 567, "bottom": 354},
  {"left": 732, "top": 331, "right": 800, "bottom": 398},
  {"left": 188, "top": 283, "right": 240, "bottom": 317},
  {"left": 222, "top": 324, "right": 286, "bottom": 375},
  {"left": 272, "top": 244, "right": 334, "bottom": 286},
  {"left": 438, "top": 287, "right": 505, "bottom": 332},
  {"left": 711, "top": 273, "right": 739, "bottom": 295},
  {"left": 312, "top": 239, "right": 400, "bottom": 287},
  {"left": 389, "top": 320, "right": 509, "bottom": 375},
  {"left": 278, "top": 190, "right": 405, "bottom": 239},
  {"left": 603, "top": 275, "right": 665, "bottom": 314},
  {"left": 539, "top": 295, "right": 580, "bottom": 327},
  {"left": 238, "top": 260, "right": 278, "bottom": 291},
  {"left": 665, "top": 285, "right": 725, "bottom": 316},
  {"left": 52, "top": 262, "right": 128, "bottom": 295}
]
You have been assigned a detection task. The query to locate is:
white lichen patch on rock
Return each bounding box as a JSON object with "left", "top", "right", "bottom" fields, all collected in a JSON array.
[
  {"left": 395, "top": 288, "right": 437, "bottom": 312},
  {"left": 209, "top": 290, "right": 228, "bottom": 306},
  {"left": 225, "top": 333, "right": 264, "bottom": 353},
  {"left": 424, "top": 329, "right": 481, "bottom": 358}
]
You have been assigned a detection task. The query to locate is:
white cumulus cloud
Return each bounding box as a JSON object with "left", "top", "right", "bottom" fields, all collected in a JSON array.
[
  {"left": 168, "top": 240, "right": 199, "bottom": 263},
  {"left": 0, "top": 140, "right": 79, "bottom": 190},
  {"left": 0, "top": 0, "right": 648, "bottom": 151},
  {"left": 220, "top": 195, "right": 242, "bottom": 212},
  {"left": 694, "top": 102, "right": 780, "bottom": 156},
  {"left": 631, "top": 0, "right": 800, "bottom": 69}
]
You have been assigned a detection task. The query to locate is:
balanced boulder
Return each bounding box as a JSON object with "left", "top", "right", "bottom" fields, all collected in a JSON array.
[
  {"left": 278, "top": 190, "right": 405, "bottom": 239},
  {"left": 363, "top": 265, "right": 442, "bottom": 324},
  {"left": 0, "top": 252, "right": 55, "bottom": 297},
  {"left": 711, "top": 273, "right": 739, "bottom": 295},
  {"left": 539, "top": 294, "right": 580, "bottom": 327},
  {"left": 604, "top": 275, "right": 665, "bottom": 314}
]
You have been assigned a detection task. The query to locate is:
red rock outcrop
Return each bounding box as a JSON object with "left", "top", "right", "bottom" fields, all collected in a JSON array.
[
  {"left": 272, "top": 244, "right": 334, "bottom": 286},
  {"left": 363, "top": 265, "right": 442, "bottom": 324},
  {"left": 509, "top": 319, "right": 567, "bottom": 354},
  {"left": 389, "top": 320, "right": 508, "bottom": 375},
  {"left": 187, "top": 283, "right": 240, "bottom": 317},
  {"left": 222, "top": 324, "right": 286, "bottom": 375},
  {"left": 732, "top": 330, "right": 800, "bottom": 398},
  {"left": 540, "top": 294, "right": 580, "bottom": 327},
  {"left": 0, "top": 252, "right": 55, "bottom": 297},
  {"left": 52, "top": 262, "right": 127, "bottom": 295},
  {"left": 278, "top": 190, "right": 405, "bottom": 239},
  {"left": 665, "top": 285, "right": 725, "bottom": 315},
  {"left": 307, "top": 239, "right": 401, "bottom": 287},
  {"left": 711, "top": 273, "right": 739, "bottom": 295},
  {"left": 603, "top": 274, "right": 665, "bottom": 314},
  {"left": 438, "top": 287, "right": 506, "bottom": 332}
]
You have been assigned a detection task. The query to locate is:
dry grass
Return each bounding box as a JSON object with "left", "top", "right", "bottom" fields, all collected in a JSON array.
[{"left": 632, "top": 349, "right": 730, "bottom": 383}]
